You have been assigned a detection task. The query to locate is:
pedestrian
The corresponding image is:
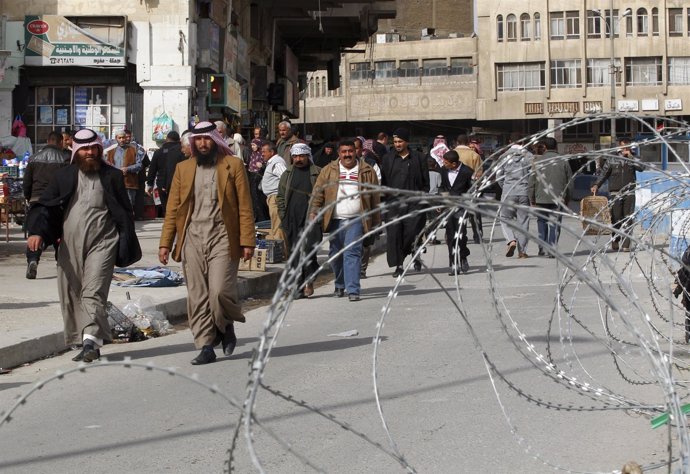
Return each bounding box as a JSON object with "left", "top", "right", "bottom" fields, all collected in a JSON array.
[
  {"left": 309, "top": 139, "right": 380, "bottom": 301},
  {"left": 276, "top": 121, "right": 300, "bottom": 161},
  {"left": 380, "top": 128, "right": 429, "bottom": 277},
  {"left": 528, "top": 137, "right": 573, "bottom": 257},
  {"left": 247, "top": 138, "right": 264, "bottom": 173},
  {"left": 454, "top": 134, "right": 484, "bottom": 243},
  {"left": 439, "top": 150, "right": 474, "bottom": 275},
  {"left": 146, "top": 130, "right": 186, "bottom": 216},
  {"left": 590, "top": 137, "right": 644, "bottom": 251},
  {"left": 276, "top": 143, "right": 322, "bottom": 299},
  {"left": 360, "top": 138, "right": 383, "bottom": 278},
  {"left": 26, "top": 128, "right": 142, "bottom": 362},
  {"left": 61, "top": 129, "right": 73, "bottom": 162},
  {"left": 496, "top": 135, "right": 533, "bottom": 259},
  {"left": 314, "top": 142, "right": 337, "bottom": 168},
  {"left": 261, "top": 141, "right": 288, "bottom": 245},
  {"left": 106, "top": 128, "right": 142, "bottom": 206},
  {"left": 673, "top": 245, "right": 690, "bottom": 343},
  {"left": 159, "top": 121, "right": 255, "bottom": 365},
  {"left": 23, "top": 130, "right": 68, "bottom": 279}
]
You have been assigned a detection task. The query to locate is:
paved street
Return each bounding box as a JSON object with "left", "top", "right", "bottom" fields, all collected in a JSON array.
[{"left": 0, "top": 215, "right": 679, "bottom": 473}]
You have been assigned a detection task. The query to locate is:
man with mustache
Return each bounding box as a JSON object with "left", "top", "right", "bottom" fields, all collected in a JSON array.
[
  {"left": 159, "top": 121, "right": 255, "bottom": 365},
  {"left": 26, "top": 128, "right": 142, "bottom": 363}
]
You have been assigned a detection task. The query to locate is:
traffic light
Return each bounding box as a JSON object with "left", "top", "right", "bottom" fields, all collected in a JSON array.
[{"left": 208, "top": 74, "right": 227, "bottom": 106}]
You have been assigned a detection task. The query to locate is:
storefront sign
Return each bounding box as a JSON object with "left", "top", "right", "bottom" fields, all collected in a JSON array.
[
  {"left": 524, "top": 103, "right": 543, "bottom": 115},
  {"left": 227, "top": 76, "right": 241, "bottom": 113},
  {"left": 665, "top": 99, "right": 683, "bottom": 111},
  {"left": 641, "top": 99, "right": 659, "bottom": 111},
  {"left": 617, "top": 100, "right": 639, "bottom": 112},
  {"left": 583, "top": 101, "right": 603, "bottom": 114},
  {"left": 547, "top": 102, "right": 579, "bottom": 114},
  {"left": 24, "top": 15, "right": 126, "bottom": 67}
]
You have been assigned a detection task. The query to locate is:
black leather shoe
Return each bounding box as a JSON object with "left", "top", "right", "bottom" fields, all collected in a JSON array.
[
  {"left": 448, "top": 266, "right": 459, "bottom": 276},
  {"left": 413, "top": 260, "right": 422, "bottom": 272},
  {"left": 191, "top": 345, "right": 216, "bottom": 365},
  {"left": 74, "top": 342, "right": 100, "bottom": 363},
  {"left": 392, "top": 266, "right": 403, "bottom": 277},
  {"left": 26, "top": 261, "right": 38, "bottom": 280},
  {"left": 333, "top": 288, "right": 345, "bottom": 298},
  {"left": 460, "top": 257, "right": 469, "bottom": 273},
  {"left": 473, "top": 236, "right": 481, "bottom": 244},
  {"left": 222, "top": 324, "right": 237, "bottom": 356}
]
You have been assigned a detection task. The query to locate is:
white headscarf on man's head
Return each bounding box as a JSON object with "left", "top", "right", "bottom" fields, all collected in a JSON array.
[
  {"left": 290, "top": 142, "right": 313, "bottom": 163},
  {"left": 70, "top": 128, "right": 105, "bottom": 163},
  {"left": 189, "top": 121, "right": 234, "bottom": 157}
]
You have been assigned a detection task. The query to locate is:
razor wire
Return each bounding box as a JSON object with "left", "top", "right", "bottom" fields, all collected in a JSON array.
[{"left": 4, "top": 113, "right": 690, "bottom": 472}]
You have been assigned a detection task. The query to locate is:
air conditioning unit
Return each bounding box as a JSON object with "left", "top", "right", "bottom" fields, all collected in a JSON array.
[{"left": 421, "top": 27, "right": 435, "bottom": 37}]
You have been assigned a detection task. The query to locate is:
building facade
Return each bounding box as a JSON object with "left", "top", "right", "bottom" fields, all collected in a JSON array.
[
  {"left": 0, "top": 0, "right": 395, "bottom": 149},
  {"left": 300, "top": 1, "right": 690, "bottom": 160}
]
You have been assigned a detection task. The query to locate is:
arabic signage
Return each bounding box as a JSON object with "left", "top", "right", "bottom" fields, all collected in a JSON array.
[{"left": 24, "top": 15, "right": 126, "bottom": 67}]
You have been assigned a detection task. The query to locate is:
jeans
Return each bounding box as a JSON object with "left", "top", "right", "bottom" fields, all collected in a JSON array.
[
  {"left": 535, "top": 203, "right": 562, "bottom": 249},
  {"left": 126, "top": 189, "right": 137, "bottom": 207},
  {"left": 327, "top": 217, "right": 363, "bottom": 296}
]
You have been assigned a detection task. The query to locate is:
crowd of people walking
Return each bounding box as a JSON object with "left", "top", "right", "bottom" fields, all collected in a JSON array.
[{"left": 22, "top": 118, "right": 645, "bottom": 365}]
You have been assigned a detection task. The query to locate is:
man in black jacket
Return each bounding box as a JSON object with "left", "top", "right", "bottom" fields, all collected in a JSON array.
[
  {"left": 380, "top": 128, "right": 429, "bottom": 277},
  {"left": 439, "top": 150, "right": 474, "bottom": 275},
  {"left": 23, "top": 130, "right": 68, "bottom": 279},
  {"left": 146, "top": 130, "right": 185, "bottom": 216},
  {"left": 26, "top": 128, "right": 141, "bottom": 363}
]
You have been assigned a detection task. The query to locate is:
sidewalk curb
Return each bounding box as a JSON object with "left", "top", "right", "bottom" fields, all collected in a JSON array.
[{"left": 2, "top": 236, "right": 385, "bottom": 369}]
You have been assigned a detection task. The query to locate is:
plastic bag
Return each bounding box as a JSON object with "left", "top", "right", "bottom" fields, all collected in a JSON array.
[
  {"left": 151, "top": 112, "right": 173, "bottom": 142},
  {"left": 121, "top": 295, "right": 174, "bottom": 336},
  {"left": 11, "top": 116, "right": 27, "bottom": 137}
]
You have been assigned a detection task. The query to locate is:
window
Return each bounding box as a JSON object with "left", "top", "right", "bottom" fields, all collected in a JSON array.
[
  {"left": 309, "top": 78, "right": 315, "bottom": 97},
  {"left": 506, "top": 14, "right": 517, "bottom": 41},
  {"left": 625, "top": 14, "right": 633, "bottom": 37},
  {"left": 398, "top": 60, "right": 419, "bottom": 77},
  {"left": 637, "top": 8, "right": 648, "bottom": 36},
  {"left": 587, "top": 10, "right": 602, "bottom": 38},
  {"left": 450, "top": 58, "right": 473, "bottom": 75},
  {"left": 605, "top": 10, "right": 620, "bottom": 37},
  {"left": 566, "top": 11, "right": 580, "bottom": 38},
  {"left": 497, "top": 15, "right": 504, "bottom": 41},
  {"left": 652, "top": 8, "right": 659, "bottom": 35},
  {"left": 321, "top": 76, "right": 327, "bottom": 96},
  {"left": 497, "top": 62, "right": 545, "bottom": 91},
  {"left": 550, "top": 12, "right": 565, "bottom": 39},
  {"left": 423, "top": 59, "right": 447, "bottom": 76},
  {"left": 587, "top": 58, "right": 622, "bottom": 86},
  {"left": 315, "top": 77, "right": 320, "bottom": 97},
  {"left": 520, "top": 13, "right": 531, "bottom": 40},
  {"left": 562, "top": 119, "right": 594, "bottom": 139},
  {"left": 27, "top": 85, "right": 122, "bottom": 146},
  {"left": 534, "top": 13, "right": 541, "bottom": 40},
  {"left": 374, "top": 61, "right": 396, "bottom": 79},
  {"left": 550, "top": 59, "right": 581, "bottom": 88},
  {"left": 669, "top": 8, "right": 683, "bottom": 36},
  {"left": 349, "top": 62, "right": 370, "bottom": 81},
  {"left": 625, "top": 57, "right": 663, "bottom": 85},
  {"left": 669, "top": 57, "right": 690, "bottom": 84}
]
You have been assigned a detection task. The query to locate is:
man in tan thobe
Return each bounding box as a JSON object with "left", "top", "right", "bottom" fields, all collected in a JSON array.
[
  {"left": 159, "top": 121, "right": 255, "bottom": 365},
  {"left": 26, "top": 128, "right": 141, "bottom": 363}
]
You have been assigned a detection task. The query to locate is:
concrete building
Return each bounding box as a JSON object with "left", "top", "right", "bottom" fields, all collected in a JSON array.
[
  {"left": 0, "top": 0, "right": 396, "bottom": 149},
  {"left": 299, "top": 1, "right": 690, "bottom": 161}
]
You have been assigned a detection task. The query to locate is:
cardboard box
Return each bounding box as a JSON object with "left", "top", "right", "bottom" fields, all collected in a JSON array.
[{"left": 238, "top": 248, "right": 267, "bottom": 272}]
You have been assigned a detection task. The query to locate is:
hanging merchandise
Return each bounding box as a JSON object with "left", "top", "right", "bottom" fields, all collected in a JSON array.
[
  {"left": 11, "top": 115, "right": 27, "bottom": 137},
  {"left": 151, "top": 111, "right": 173, "bottom": 141}
]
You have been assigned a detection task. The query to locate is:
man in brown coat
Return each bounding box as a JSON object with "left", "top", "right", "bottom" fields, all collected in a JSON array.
[
  {"left": 159, "top": 121, "right": 255, "bottom": 365},
  {"left": 309, "top": 139, "right": 380, "bottom": 301}
]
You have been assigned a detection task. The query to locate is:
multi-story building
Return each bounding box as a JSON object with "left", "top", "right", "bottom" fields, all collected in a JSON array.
[
  {"left": 300, "top": 1, "right": 690, "bottom": 161},
  {"left": 0, "top": 0, "right": 395, "bottom": 148}
]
